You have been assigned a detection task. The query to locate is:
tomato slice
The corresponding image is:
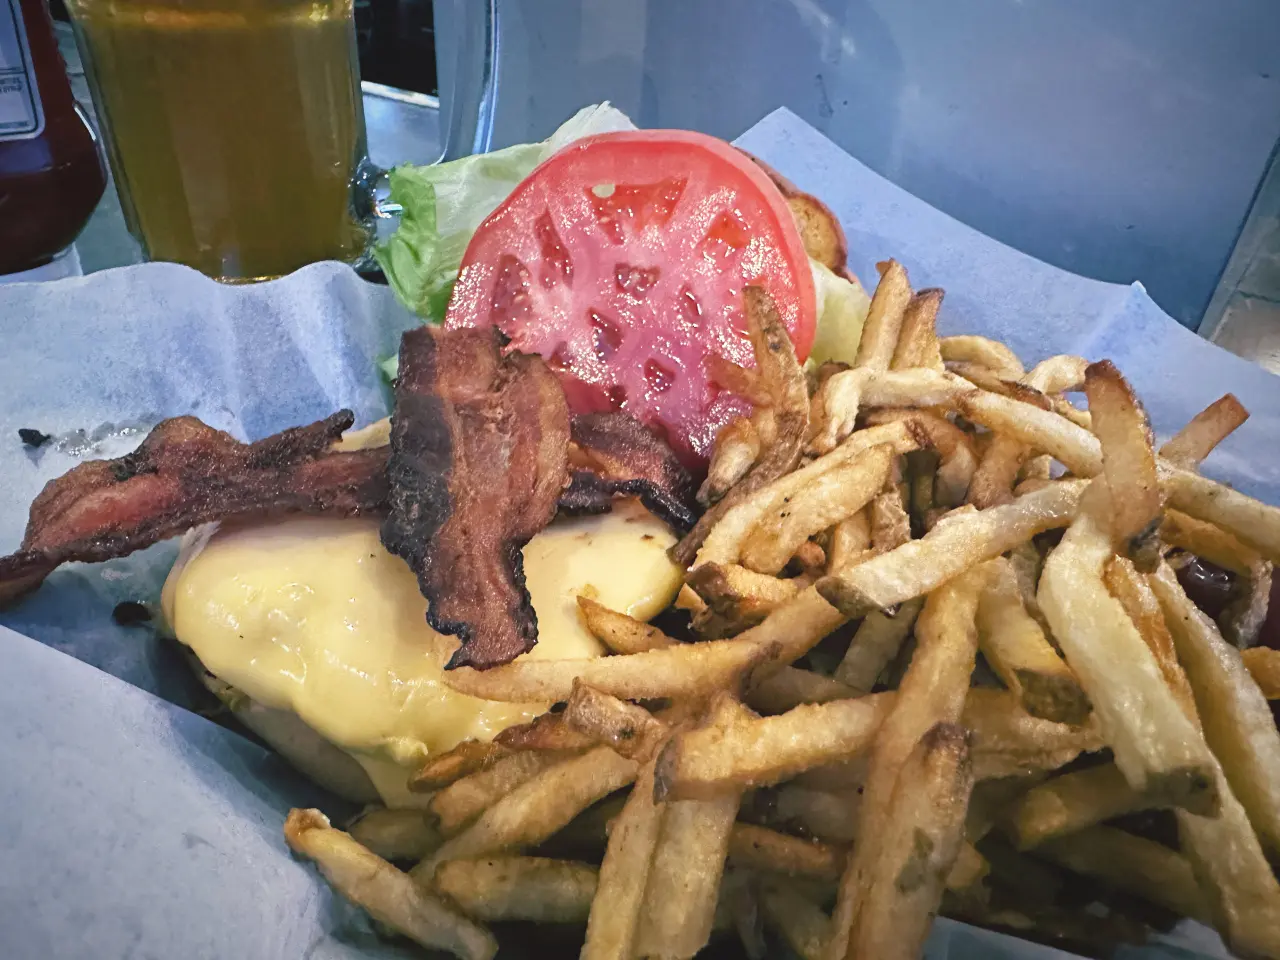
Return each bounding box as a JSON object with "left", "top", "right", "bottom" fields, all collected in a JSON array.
[{"left": 443, "top": 129, "right": 816, "bottom": 469}]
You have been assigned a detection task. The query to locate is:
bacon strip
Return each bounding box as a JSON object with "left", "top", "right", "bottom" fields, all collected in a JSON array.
[
  {"left": 380, "top": 326, "right": 571, "bottom": 670},
  {"left": 561, "top": 412, "right": 697, "bottom": 532},
  {"left": 0, "top": 412, "right": 389, "bottom": 605}
]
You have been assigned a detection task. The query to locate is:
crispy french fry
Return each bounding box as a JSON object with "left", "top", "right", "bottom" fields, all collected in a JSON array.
[
  {"left": 976, "top": 558, "right": 1088, "bottom": 724},
  {"left": 417, "top": 747, "right": 638, "bottom": 875},
  {"left": 431, "top": 750, "right": 571, "bottom": 836},
  {"left": 672, "top": 287, "right": 810, "bottom": 566},
  {"left": 1160, "top": 462, "right": 1280, "bottom": 565},
  {"left": 842, "top": 723, "right": 975, "bottom": 960},
  {"left": 864, "top": 410, "right": 976, "bottom": 507},
  {"left": 433, "top": 857, "right": 598, "bottom": 924},
  {"left": 634, "top": 696, "right": 749, "bottom": 959},
  {"left": 693, "top": 421, "right": 918, "bottom": 571},
  {"left": 493, "top": 712, "right": 598, "bottom": 753},
  {"left": 962, "top": 688, "right": 1104, "bottom": 780},
  {"left": 1158, "top": 393, "right": 1249, "bottom": 468},
  {"left": 656, "top": 694, "right": 890, "bottom": 801},
  {"left": 562, "top": 682, "right": 669, "bottom": 761},
  {"left": 826, "top": 509, "right": 871, "bottom": 574},
  {"left": 746, "top": 665, "right": 858, "bottom": 714},
  {"left": 1103, "top": 555, "right": 1199, "bottom": 724},
  {"left": 576, "top": 595, "right": 675, "bottom": 655},
  {"left": 966, "top": 433, "right": 1027, "bottom": 509},
  {"left": 828, "top": 566, "right": 988, "bottom": 960},
  {"left": 705, "top": 355, "right": 771, "bottom": 406},
  {"left": 739, "top": 445, "right": 892, "bottom": 575},
  {"left": 688, "top": 562, "right": 804, "bottom": 621},
  {"left": 443, "top": 633, "right": 777, "bottom": 704},
  {"left": 759, "top": 882, "right": 832, "bottom": 960},
  {"left": 1033, "top": 826, "right": 1208, "bottom": 923},
  {"left": 817, "top": 480, "right": 1087, "bottom": 617},
  {"left": 727, "top": 823, "right": 846, "bottom": 884},
  {"left": 854, "top": 259, "right": 911, "bottom": 372},
  {"left": 1007, "top": 763, "right": 1158, "bottom": 850},
  {"left": 410, "top": 740, "right": 509, "bottom": 792},
  {"left": 832, "top": 598, "right": 924, "bottom": 694},
  {"left": 956, "top": 389, "right": 1102, "bottom": 476},
  {"left": 284, "top": 809, "right": 497, "bottom": 960},
  {"left": 809, "top": 368, "right": 970, "bottom": 454},
  {"left": 890, "top": 288, "right": 945, "bottom": 371},
  {"left": 770, "top": 783, "right": 861, "bottom": 843},
  {"left": 1150, "top": 562, "right": 1280, "bottom": 861},
  {"left": 869, "top": 487, "right": 912, "bottom": 552},
  {"left": 1037, "top": 485, "right": 1218, "bottom": 814},
  {"left": 700, "top": 417, "right": 761, "bottom": 506},
  {"left": 1083, "top": 360, "right": 1163, "bottom": 570},
  {"left": 581, "top": 756, "right": 665, "bottom": 960},
  {"left": 1243, "top": 647, "right": 1280, "bottom": 699},
  {"left": 940, "top": 335, "right": 1024, "bottom": 379},
  {"left": 1021, "top": 355, "right": 1087, "bottom": 394},
  {"left": 1017, "top": 454, "right": 1054, "bottom": 483},
  {"left": 348, "top": 807, "right": 442, "bottom": 862}
]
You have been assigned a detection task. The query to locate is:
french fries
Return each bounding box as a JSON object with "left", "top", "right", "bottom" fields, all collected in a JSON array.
[
  {"left": 1007, "top": 763, "right": 1157, "bottom": 850},
  {"left": 562, "top": 681, "right": 669, "bottom": 761},
  {"left": 1082, "top": 360, "right": 1163, "bottom": 570},
  {"left": 576, "top": 595, "right": 674, "bottom": 654},
  {"left": 1158, "top": 393, "right": 1249, "bottom": 468},
  {"left": 410, "top": 740, "right": 508, "bottom": 791},
  {"left": 1243, "top": 646, "right": 1280, "bottom": 699},
  {"left": 833, "top": 598, "right": 923, "bottom": 694},
  {"left": 348, "top": 807, "right": 442, "bottom": 862},
  {"left": 700, "top": 416, "right": 760, "bottom": 505},
  {"left": 939, "top": 335, "right": 1024, "bottom": 379},
  {"left": 285, "top": 809, "right": 497, "bottom": 960},
  {"left": 961, "top": 688, "right": 1104, "bottom": 781},
  {"left": 759, "top": 882, "right": 832, "bottom": 960},
  {"left": 890, "top": 288, "right": 944, "bottom": 372},
  {"left": 853, "top": 258, "right": 911, "bottom": 371},
  {"left": 1038, "top": 485, "right": 1218, "bottom": 813},
  {"left": 726, "top": 822, "right": 846, "bottom": 884},
  {"left": 433, "top": 856, "right": 598, "bottom": 923}
]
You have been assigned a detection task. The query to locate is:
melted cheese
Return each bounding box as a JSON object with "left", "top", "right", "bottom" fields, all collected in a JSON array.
[{"left": 162, "top": 500, "right": 681, "bottom": 799}]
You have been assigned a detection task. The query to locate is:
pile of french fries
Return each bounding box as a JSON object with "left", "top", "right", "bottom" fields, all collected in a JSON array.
[{"left": 284, "top": 262, "right": 1280, "bottom": 960}]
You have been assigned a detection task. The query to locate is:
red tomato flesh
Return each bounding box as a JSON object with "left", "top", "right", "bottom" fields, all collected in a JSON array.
[{"left": 443, "top": 129, "right": 816, "bottom": 469}]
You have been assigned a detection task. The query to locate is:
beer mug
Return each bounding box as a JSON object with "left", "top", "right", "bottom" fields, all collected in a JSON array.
[{"left": 65, "top": 0, "right": 498, "bottom": 282}]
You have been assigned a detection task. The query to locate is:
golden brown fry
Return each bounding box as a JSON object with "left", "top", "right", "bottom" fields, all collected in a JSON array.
[
  {"left": 672, "top": 286, "right": 810, "bottom": 566},
  {"left": 1083, "top": 360, "right": 1163, "bottom": 570},
  {"left": 746, "top": 666, "right": 858, "bottom": 714},
  {"left": 493, "top": 712, "right": 598, "bottom": 753},
  {"left": 966, "top": 433, "right": 1027, "bottom": 509},
  {"left": 348, "top": 807, "right": 442, "bottom": 862},
  {"left": 689, "top": 562, "right": 804, "bottom": 621},
  {"left": 634, "top": 697, "right": 749, "bottom": 959},
  {"left": 828, "top": 566, "right": 987, "bottom": 960},
  {"left": 699, "top": 416, "right": 761, "bottom": 506},
  {"left": 1158, "top": 393, "right": 1249, "bottom": 468},
  {"left": 410, "top": 740, "right": 509, "bottom": 792},
  {"left": 433, "top": 857, "right": 598, "bottom": 924},
  {"left": 956, "top": 389, "right": 1102, "bottom": 476},
  {"left": 705, "top": 354, "right": 771, "bottom": 406},
  {"left": 1150, "top": 562, "right": 1280, "bottom": 860},
  {"left": 575, "top": 595, "right": 675, "bottom": 655},
  {"left": 906, "top": 448, "right": 939, "bottom": 531},
  {"left": 1006, "top": 539, "right": 1048, "bottom": 629},
  {"left": 977, "top": 558, "right": 1088, "bottom": 724},
  {"left": 284, "top": 809, "right": 497, "bottom": 960},
  {"left": 727, "top": 823, "right": 846, "bottom": 884},
  {"left": 833, "top": 598, "right": 924, "bottom": 694},
  {"left": 890, "top": 288, "right": 945, "bottom": 371},
  {"left": 693, "top": 421, "right": 917, "bottom": 570},
  {"left": 1037, "top": 485, "right": 1218, "bottom": 814},
  {"left": 417, "top": 747, "right": 638, "bottom": 875},
  {"left": 1007, "top": 763, "right": 1158, "bottom": 850},
  {"left": 562, "top": 682, "right": 669, "bottom": 761},
  {"left": 1102, "top": 556, "right": 1199, "bottom": 724},
  {"left": 864, "top": 410, "right": 976, "bottom": 507},
  {"left": 843, "top": 724, "right": 975, "bottom": 960},
  {"left": 655, "top": 694, "right": 891, "bottom": 801},
  {"left": 1034, "top": 826, "right": 1209, "bottom": 923},
  {"left": 946, "top": 359, "right": 1021, "bottom": 397},
  {"left": 818, "top": 480, "right": 1087, "bottom": 616},
  {"left": 430, "top": 751, "right": 569, "bottom": 836},
  {"left": 581, "top": 755, "right": 665, "bottom": 960},
  {"left": 442, "top": 633, "right": 776, "bottom": 704},
  {"left": 792, "top": 539, "right": 828, "bottom": 574},
  {"left": 809, "top": 368, "right": 971, "bottom": 455},
  {"left": 739, "top": 444, "right": 893, "bottom": 574},
  {"left": 1017, "top": 454, "right": 1054, "bottom": 483},
  {"left": 1160, "top": 462, "right": 1280, "bottom": 565},
  {"left": 770, "top": 783, "right": 861, "bottom": 843},
  {"left": 1021, "top": 355, "right": 1087, "bottom": 394},
  {"left": 939, "top": 335, "right": 1025, "bottom": 379},
  {"left": 759, "top": 882, "right": 832, "bottom": 960},
  {"left": 869, "top": 487, "right": 912, "bottom": 553},
  {"left": 1243, "top": 647, "right": 1280, "bottom": 699},
  {"left": 854, "top": 259, "right": 911, "bottom": 372},
  {"left": 962, "top": 688, "right": 1105, "bottom": 780},
  {"left": 826, "top": 510, "right": 871, "bottom": 574}
]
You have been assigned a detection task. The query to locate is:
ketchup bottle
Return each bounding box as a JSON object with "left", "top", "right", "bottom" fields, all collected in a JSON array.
[{"left": 0, "top": 0, "right": 105, "bottom": 275}]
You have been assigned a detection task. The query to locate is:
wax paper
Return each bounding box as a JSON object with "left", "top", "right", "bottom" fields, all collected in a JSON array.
[{"left": 2, "top": 107, "right": 1274, "bottom": 958}]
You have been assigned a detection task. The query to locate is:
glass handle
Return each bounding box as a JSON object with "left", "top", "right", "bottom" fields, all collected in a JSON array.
[{"left": 433, "top": 0, "right": 499, "bottom": 162}]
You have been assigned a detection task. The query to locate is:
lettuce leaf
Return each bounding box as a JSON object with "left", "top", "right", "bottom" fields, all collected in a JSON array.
[
  {"left": 808, "top": 260, "right": 871, "bottom": 367},
  {"left": 374, "top": 103, "right": 637, "bottom": 322}
]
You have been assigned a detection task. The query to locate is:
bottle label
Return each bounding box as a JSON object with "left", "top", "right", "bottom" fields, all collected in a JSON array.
[{"left": 0, "top": 0, "right": 44, "bottom": 141}]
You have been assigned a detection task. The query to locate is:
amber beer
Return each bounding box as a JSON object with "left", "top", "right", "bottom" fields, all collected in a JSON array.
[{"left": 66, "top": 0, "right": 373, "bottom": 281}]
